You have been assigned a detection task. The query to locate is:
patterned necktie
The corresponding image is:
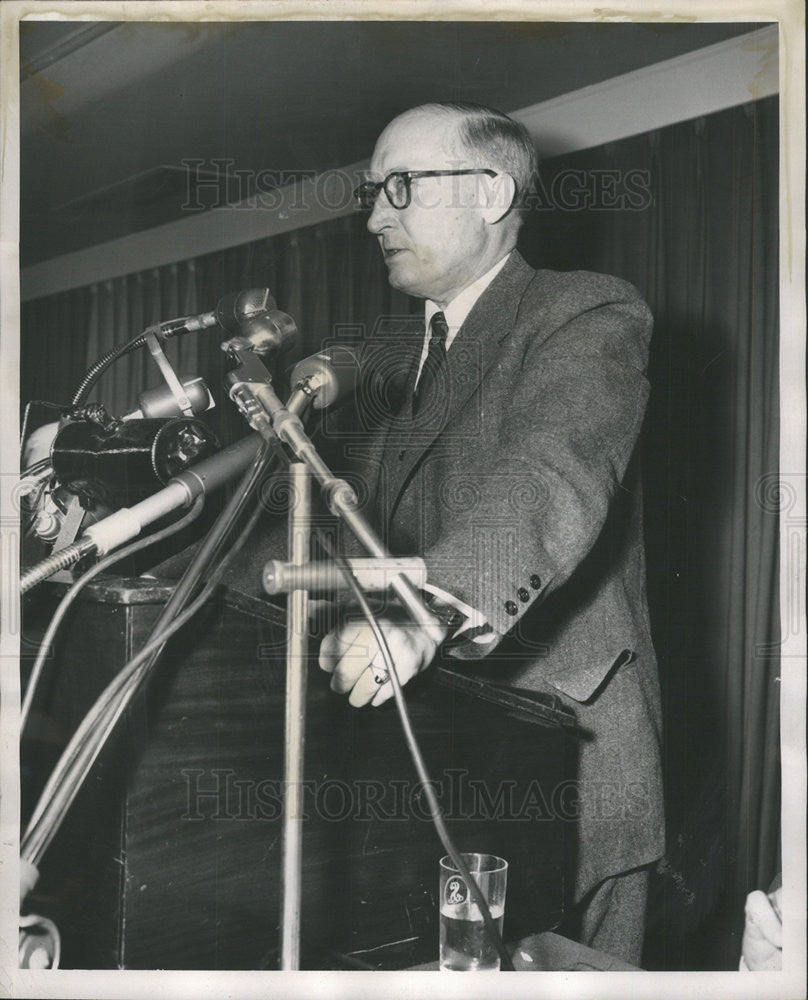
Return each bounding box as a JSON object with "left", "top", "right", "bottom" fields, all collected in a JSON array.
[{"left": 413, "top": 311, "right": 449, "bottom": 416}]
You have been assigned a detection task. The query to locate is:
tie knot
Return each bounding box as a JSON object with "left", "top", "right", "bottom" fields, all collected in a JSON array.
[{"left": 430, "top": 311, "right": 449, "bottom": 345}]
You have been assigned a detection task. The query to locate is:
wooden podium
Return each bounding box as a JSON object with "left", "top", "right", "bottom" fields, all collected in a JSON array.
[{"left": 22, "top": 577, "right": 578, "bottom": 969}]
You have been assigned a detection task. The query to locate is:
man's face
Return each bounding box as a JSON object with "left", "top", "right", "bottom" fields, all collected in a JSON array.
[{"left": 366, "top": 111, "right": 497, "bottom": 306}]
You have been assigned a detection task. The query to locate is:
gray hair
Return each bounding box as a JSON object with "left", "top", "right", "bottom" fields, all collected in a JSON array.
[{"left": 404, "top": 102, "right": 537, "bottom": 208}]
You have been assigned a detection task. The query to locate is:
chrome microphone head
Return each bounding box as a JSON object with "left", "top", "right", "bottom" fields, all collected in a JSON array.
[
  {"left": 215, "top": 288, "right": 277, "bottom": 334},
  {"left": 289, "top": 344, "right": 361, "bottom": 409},
  {"left": 222, "top": 309, "right": 299, "bottom": 357}
]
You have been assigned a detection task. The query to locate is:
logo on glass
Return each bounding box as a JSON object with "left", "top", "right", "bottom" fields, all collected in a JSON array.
[{"left": 445, "top": 875, "right": 468, "bottom": 906}]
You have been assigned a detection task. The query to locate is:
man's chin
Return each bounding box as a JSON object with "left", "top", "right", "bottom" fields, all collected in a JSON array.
[{"left": 384, "top": 258, "right": 422, "bottom": 297}]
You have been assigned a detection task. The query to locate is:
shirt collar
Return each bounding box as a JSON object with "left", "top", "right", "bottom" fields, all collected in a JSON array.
[{"left": 424, "top": 252, "right": 511, "bottom": 346}]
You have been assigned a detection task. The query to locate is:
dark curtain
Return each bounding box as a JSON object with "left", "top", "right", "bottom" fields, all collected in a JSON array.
[
  {"left": 21, "top": 215, "right": 419, "bottom": 447},
  {"left": 520, "top": 95, "right": 780, "bottom": 969},
  {"left": 20, "top": 96, "right": 780, "bottom": 970}
]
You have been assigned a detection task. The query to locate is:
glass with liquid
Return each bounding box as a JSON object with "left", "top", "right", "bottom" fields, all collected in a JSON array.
[{"left": 439, "top": 853, "right": 508, "bottom": 971}]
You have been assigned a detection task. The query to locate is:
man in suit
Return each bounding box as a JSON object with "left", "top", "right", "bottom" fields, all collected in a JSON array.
[{"left": 318, "top": 102, "right": 664, "bottom": 965}]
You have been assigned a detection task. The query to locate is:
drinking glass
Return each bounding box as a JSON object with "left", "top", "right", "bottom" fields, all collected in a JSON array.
[{"left": 439, "top": 853, "right": 508, "bottom": 971}]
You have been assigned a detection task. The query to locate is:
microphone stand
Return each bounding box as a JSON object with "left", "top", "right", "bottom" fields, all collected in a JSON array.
[
  {"left": 226, "top": 350, "right": 443, "bottom": 640},
  {"left": 224, "top": 348, "right": 443, "bottom": 970},
  {"left": 280, "top": 461, "right": 310, "bottom": 970}
]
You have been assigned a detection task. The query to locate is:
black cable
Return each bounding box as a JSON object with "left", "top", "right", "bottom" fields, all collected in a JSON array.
[
  {"left": 70, "top": 318, "right": 196, "bottom": 407},
  {"left": 24, "top": 426, "right": 286, "bottom": 863},
  {"left": 70, "top": 332, "right": 152, "bottom": 407},
  {"left": 147, "top": 440, "right": 279, "bottom": 623},
  {"left": 22, "top": 485, "right": 268, "bottom": 866},
  {"left": 316, "top": 533, "right": 515, "bottom": 971},
  {"left": 20, "top": 495, "right": 206, "bottom": 732},
  {"left": 324, "top": 949, "right": 377, "bottom": 970},
  {"left": 20, "top": 458, "right": 52, "bottom": 479},
  {"left": 22, "top": 444, "right": 272, "bottom": 852},
  {"left": 23, "top": 575, "right": 221, "bottom": 864}
]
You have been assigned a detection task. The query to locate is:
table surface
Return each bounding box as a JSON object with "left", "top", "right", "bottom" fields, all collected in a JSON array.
[{"left": 408, "top": 932, "right": 640, "bottom": 972}]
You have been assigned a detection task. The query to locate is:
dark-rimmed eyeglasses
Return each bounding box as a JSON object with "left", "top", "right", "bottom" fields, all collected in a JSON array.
[{"left": 353, "top": 169, "right": 498, "bottom": 211}]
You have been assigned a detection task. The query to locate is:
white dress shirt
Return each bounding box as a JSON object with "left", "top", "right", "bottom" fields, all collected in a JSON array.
[{"left": 415, "top": 252, "right": 511, "bottom": 389}]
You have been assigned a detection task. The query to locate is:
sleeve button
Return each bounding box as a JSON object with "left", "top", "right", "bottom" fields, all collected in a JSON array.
[
  {"left": 504, "top": 600, "right": 518, "bottom": 616},
  {"left": 517, "top": 587, "right": 530, "bottom": 602},
  {"left": 529, "top": 574, "right": 541, "bottom": 590}
]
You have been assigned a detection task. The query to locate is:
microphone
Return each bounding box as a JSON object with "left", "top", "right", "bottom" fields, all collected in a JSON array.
[
  {"left": 31, "top": 369, "right": 322, "bottom": 571},
  {"left": 222, "top": 309, "right": 299, "bottom": 357},
  {"left": 123, "top": 374, "right": 215, "bottom": 420},
  {"left": 214, "top": 288, "right": 277, "bottom": 333},
  {"left": 91, "top": 353, "right": 359, "bottom": 553},
  {"left": 208, "top": 288, "right": 298, "bottom": 358},
  {"left": 21, "top": 360, "right": 368, "bottom": 589},
  {"left": 289, "top": 344, "right": 361, "bottom": 409},
  {"left": 179, "top": 288, "right": 276, "bottom": 334}
]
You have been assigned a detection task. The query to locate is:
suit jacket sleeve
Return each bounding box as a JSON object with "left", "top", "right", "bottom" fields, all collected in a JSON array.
[{"left": 421, "top": 270, "right": 653, "bottom": 655}]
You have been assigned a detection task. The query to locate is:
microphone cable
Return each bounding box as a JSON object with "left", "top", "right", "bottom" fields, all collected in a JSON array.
[
  {"left": 316, "top": 532, "right": 515, "bottom": 972},
  {"left": 21, "top": 472, "right": 269, "bottom": 868},
  {"left": 70, "top": 315, "right": 202, "bottom": 407},
  {"left": 19, "top": 390, "right": 513, "bottom": 966},
  {"left": 23, "top": 396, "right": 311, "bottom": 866},
  {"left": 20, "top": 457, "right": 53, "bottom": 480},
  {"left": 20, "top": 494, "right": 206, "bottom": 733}
]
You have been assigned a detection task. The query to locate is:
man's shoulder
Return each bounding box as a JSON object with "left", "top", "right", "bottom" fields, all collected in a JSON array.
[
  {"left": 468, "top": 251, "right": 652, "bottom": 344},
  {"left": 509, "top": 259, "right": 652, "bottom": 330},
  {"left": 519, "top": 260, "right": 647, "bottom": 310}
]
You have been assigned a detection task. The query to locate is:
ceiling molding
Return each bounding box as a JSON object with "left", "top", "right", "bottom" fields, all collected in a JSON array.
[
  {"left": 22, "top": 161, "right": 368, "bottom": 302},
  {"left": 512, "top": 22, "right": 778, "bottom": 158},
  {"left": 19, "top": 23, "right": 221, "bottom": 129},
  {"left": 21, "top": 25, "right": 779, "bottom": 303},
  {"left": 19, "top": 22, "right": 119, "bottom": 81}
]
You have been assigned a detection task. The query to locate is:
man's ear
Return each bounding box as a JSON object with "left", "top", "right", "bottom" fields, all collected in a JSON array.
[{"left": 481, "top": 173, "right": 517, "bottom": 224}]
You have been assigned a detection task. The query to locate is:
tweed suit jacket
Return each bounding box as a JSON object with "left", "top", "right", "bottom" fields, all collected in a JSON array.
[{"left": 341, "top": 250, "right": 665, "bottom": 897}]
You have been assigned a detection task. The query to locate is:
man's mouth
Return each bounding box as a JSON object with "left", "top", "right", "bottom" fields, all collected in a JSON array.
[{"left": 382, "top": 246, "right": 405, "bottom": 259}]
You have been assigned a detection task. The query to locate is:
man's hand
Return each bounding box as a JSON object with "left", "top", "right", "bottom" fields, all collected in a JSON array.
[{"left": 318, "top": 611, "right": 446, "bottom": 707}]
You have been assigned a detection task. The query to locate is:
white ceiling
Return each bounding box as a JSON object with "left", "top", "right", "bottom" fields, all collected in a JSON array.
[{"left": 20, "top": 19, "right": 755, "bottom": 265}]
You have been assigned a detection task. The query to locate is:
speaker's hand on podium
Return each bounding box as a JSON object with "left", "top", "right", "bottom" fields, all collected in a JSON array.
[{"left": 319, "top": 608, "right": 447, "bottom": 707}]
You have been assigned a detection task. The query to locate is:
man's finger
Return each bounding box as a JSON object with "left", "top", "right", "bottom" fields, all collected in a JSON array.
[
  {"left": 370, "top": 644, "right": 427, "bottom": 706},
  {"left": 370, "top": 678, "right": 394, "bottom": 707},
  {"left": 319, "top": 624, "right": 375, "bottom": 674},
  {"left": 331, "top": 653, "right": 376, "bottom": 694},
  {"left": 348, "top": 667, "right": 385, "bottom": 708},
  {"left": 318, "top": 628, "right": 349, "bottom": 673},
  {"left": 330, "top": 635, "right": 383, "bottom": 694}
]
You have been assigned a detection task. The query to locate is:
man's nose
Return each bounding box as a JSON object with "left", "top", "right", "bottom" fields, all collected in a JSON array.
[{"left": 367, "top": 191, "right": 396, "bottom": 234}]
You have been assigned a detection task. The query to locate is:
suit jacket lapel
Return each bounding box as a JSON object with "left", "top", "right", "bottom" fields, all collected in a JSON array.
[
  {"left": 385, "top": 251, "right": 536, "bottom": 513},
  {"left": 349, "top": 319, "right": 422, "bottom": 526}
]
